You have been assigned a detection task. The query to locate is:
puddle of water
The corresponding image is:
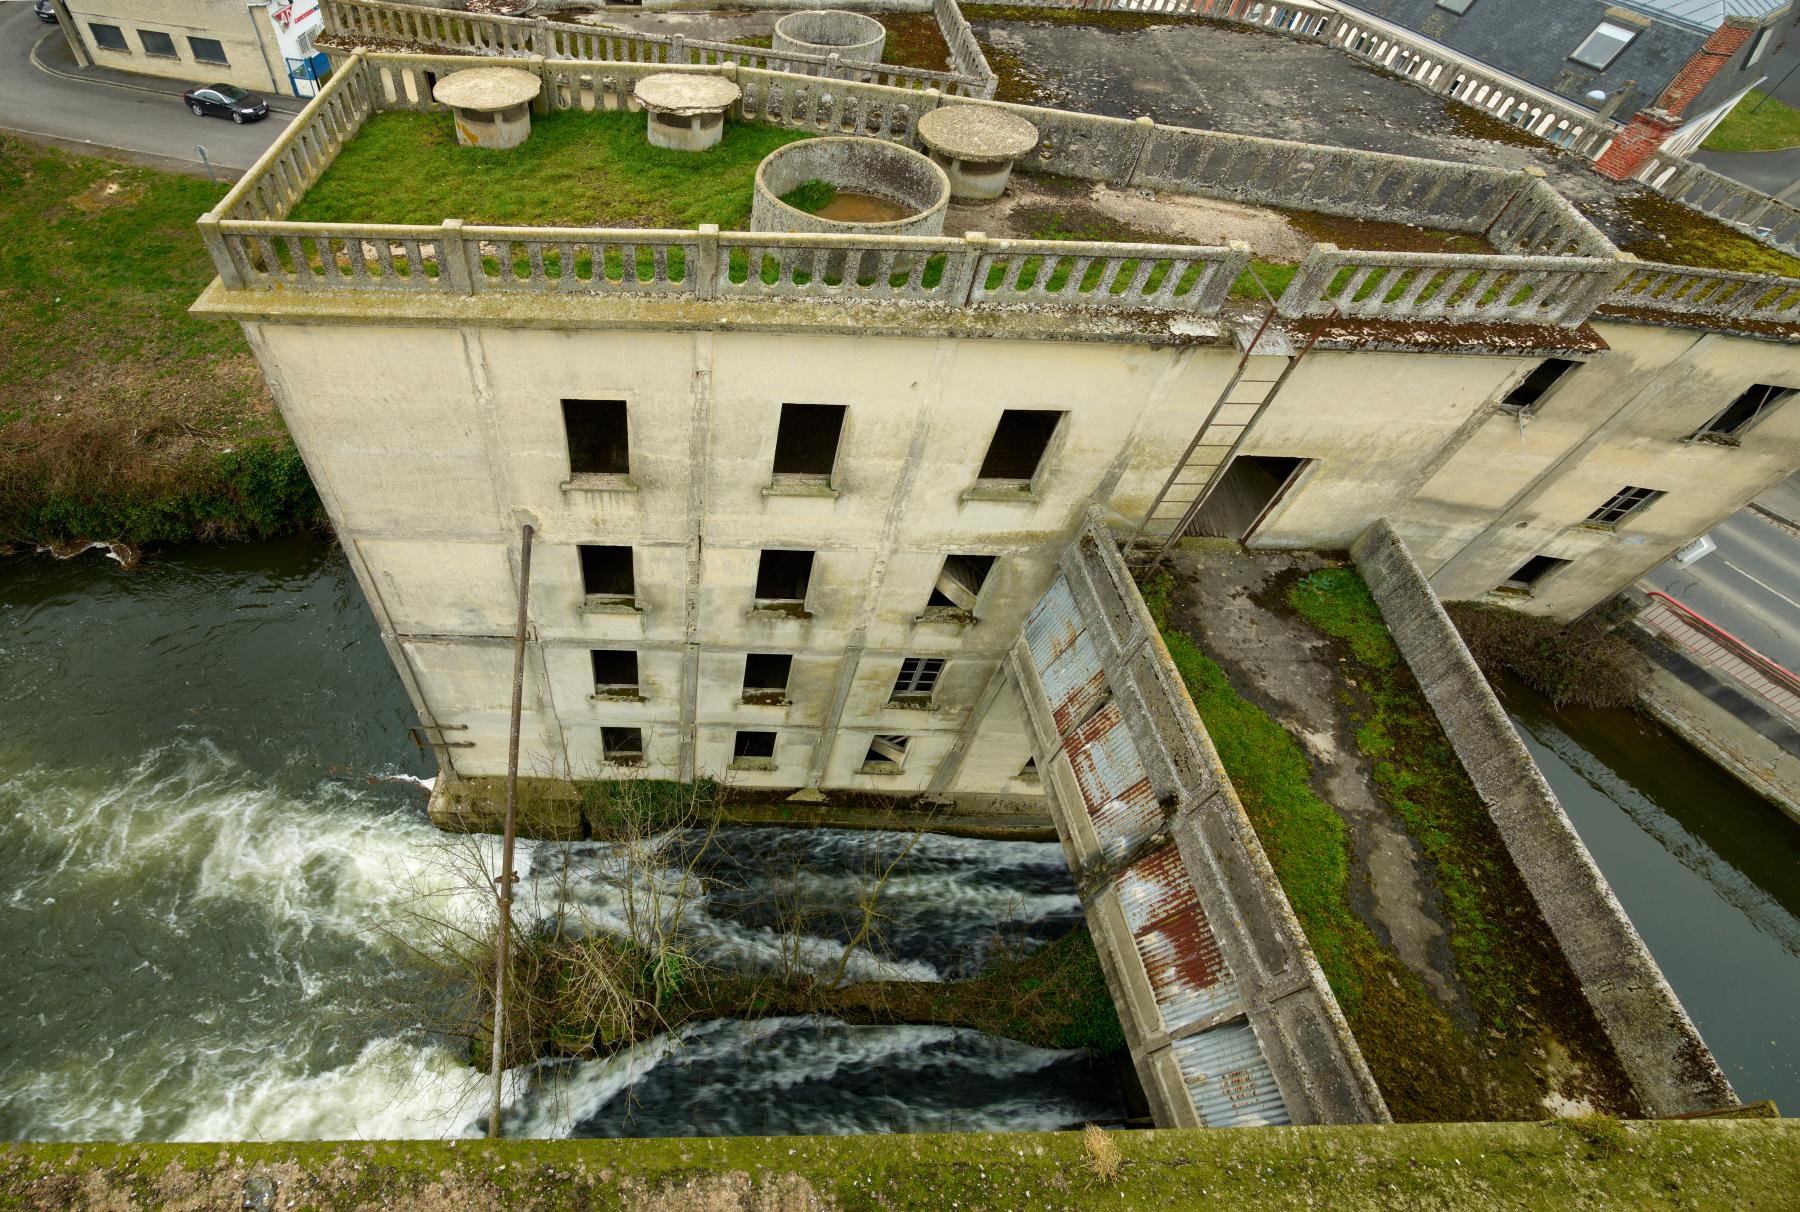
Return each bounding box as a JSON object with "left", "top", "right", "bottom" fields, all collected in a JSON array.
[{"left": 815, "top": 192, "right": 914, "bottom": 223}]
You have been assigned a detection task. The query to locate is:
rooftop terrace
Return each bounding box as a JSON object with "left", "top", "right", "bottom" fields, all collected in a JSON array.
[{"left": 199, "top": 3, "right": 1800, "bottom": 335}]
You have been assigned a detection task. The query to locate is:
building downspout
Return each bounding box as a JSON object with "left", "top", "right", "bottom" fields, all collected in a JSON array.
[{"left": 243, "top": 1, "right": 283, "bottom": 94}]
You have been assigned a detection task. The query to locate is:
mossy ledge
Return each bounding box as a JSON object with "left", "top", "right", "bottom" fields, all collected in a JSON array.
[{"left": 1, "top": 1118, "right": 1792, "bottom": 1210}]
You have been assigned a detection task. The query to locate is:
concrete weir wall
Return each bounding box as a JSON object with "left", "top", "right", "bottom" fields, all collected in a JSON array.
[
  {"left": 1011, "top": 511, "right": 1388, "bottom": 1129},
  {"left": 1350, "top": 519, "right": 1736, "bottom": 1117}
]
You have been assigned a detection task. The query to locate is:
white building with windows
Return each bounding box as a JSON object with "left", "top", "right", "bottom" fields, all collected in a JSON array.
[{"left": 54, "top": 0, "right": 329, "bottom": 96}]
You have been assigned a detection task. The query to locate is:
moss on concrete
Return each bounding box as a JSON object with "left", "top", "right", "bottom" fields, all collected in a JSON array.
[
  {"left": 1615, "top": 188, "right": 1800, "bottom": 279},
  {"left": 1286, "top": 566, "right": 1637, "bottom": 1116},
  {"left": 2, "top": 1119, "right": 1793, "bottom": 1209}
]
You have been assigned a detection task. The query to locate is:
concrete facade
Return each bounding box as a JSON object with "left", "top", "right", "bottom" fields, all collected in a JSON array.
[
  {"left": 210, "top": 288, "right": 1800, "bottom": 799},
  {"left": 63, "top": 0, "right": 320, "bottom": 96}
]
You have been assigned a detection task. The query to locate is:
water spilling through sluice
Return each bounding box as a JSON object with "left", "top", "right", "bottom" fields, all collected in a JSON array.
[{"left": 0, "top": 539, "right": 1115, "bottom": 1140}]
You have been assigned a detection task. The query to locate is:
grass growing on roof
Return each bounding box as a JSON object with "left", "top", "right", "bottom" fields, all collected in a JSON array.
[
  {"left": 1702, "top": 89, "right": 1800, "bottom": 154},
  {"left": 288, "top": 109, "right": 815, "bottom": 230},
  {"left": 1616, "top": 188, "right": 1800, "bottom": 279}
]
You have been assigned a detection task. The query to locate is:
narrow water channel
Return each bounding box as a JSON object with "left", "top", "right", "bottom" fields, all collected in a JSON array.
[
  {"left": 1504, "top": 689, "right": 1800, "bottom": 1110},
  {"left": 0, "top": 540, "right": 1117, "bottom": 1141}
]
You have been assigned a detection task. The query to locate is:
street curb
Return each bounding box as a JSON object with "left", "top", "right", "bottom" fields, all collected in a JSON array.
[
  {"left": 1749, "top": 502, "right": 1800, "bottom": 537},
  {"left": 0, "top": 122, "right": 242, "bottom": 180},
  {"left": 28, "top": 28, "right": 307, "bottom": 115}
]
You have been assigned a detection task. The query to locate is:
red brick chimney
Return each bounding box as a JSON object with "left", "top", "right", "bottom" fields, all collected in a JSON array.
[{"left": 1593, "top": 18, "right": 1761, "bottom": 181}]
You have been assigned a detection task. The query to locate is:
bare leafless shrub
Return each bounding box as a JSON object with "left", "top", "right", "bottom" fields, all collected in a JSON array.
[
  {"left": 1447, "top": 601, "right": 1647, "bottom": 709},
  {"left": 1082, "top": 1123, "right": 1123, "bottom": 1185}
]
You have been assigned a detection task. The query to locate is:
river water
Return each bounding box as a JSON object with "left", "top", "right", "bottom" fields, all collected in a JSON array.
[
  {"left": 3, "top": 539, "right": 1794, "bottom": 1138},
  {"left": 0, "top": 539, "right": 1116, "bottom": 1141}
]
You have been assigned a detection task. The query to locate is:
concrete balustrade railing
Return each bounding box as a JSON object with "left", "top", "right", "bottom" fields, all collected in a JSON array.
[
  {"left": 1634, "top": 150, "right": 1800, "bottom": 257},
  {"left": 1606, "top": 259, "right": 1800, "bottom": 325},
  {"left": 205, "top": 51, "right": 1652, "bottom": 328},
  {"left": 321, "top": 0, "right": 997, "bottom": 98},
  {"left": 1276, "top": 244, "right": 1626, "bottom": 326}
]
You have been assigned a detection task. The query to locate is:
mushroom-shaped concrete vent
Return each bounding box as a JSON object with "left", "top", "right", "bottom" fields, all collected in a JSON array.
[
  {"left": 433, "top": 67, "right": 541, "bottom": 149},
  {"left": 917, "top": 105, "right": 1039, "bottom": 202},
  {"left": 633, "top": 73, "right": 743, "bottom": 152}
]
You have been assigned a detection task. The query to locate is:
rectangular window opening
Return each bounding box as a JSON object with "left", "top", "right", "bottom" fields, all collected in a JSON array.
[
  {"left": 860, "top": 734, "right": 909, "bottom": 773},
  {"left": 138, "top": 29, "right": 178, "bottom": 58},
  {"left": 1571, "top": 20, "right": 1636, "bottom": 70},
  {"left": 1499, "top": 555, "right": 1571, "bottom": 594},
  {"left": 742, "top": 652, "right": 793, "bottom": 701},
  {"left": 891, "top": 657, "right": 944, "bottom": 703},
  {"left": 602, "top": 726, "right": 644, "bottom": 765},
  {"left": 732, "top": 729, "right": 777, "bottom": 761},
  {"left": 90, "top": 23, "right": 128, "bottom": 52},
  {"left": 189, "top": 36, "right": 228, "bottom": 65},
  {"left": 772, "top": 403, "right": 847, "bottom": 481},
  {"left": 1020, "top": 756, "right": 1039, "bottom": 779},
  {"left": 579, "top": 544, "right": 635, "bottom": 600},
  {"left": 754, "top": 549, "right": 814, "bottom": 607},
  {"left": 977, "top": 409, "right": 1063, "bottom": 482},
  {"left": 563, "top": 398, "right": 630, "bottom": 476},
  {"left": 926, "top": 553, "right": 995, "bottom": 614},
  {"left": 1691, "top": 383, "right": 1793, "bottom": 444},
  {"left": 1501, "top": 358, "right": 1578, "bottom": 411},
  {"left": 1586, "top": 486, "right": 1664, "bottom": 528},
  {"left": 591, "top": 649, "right": 640, "bottom": 697}
]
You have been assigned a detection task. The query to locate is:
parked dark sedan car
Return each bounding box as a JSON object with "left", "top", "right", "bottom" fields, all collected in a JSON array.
[
  {"left": 34, "top": 1, "right": 57, "bottom": 22},
  {"left": 182, "top": 84, "right": 269, "bottom": 124}
]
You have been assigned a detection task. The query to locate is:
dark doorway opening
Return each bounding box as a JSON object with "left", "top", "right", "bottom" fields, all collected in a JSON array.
[{"left": 1189, "top": 456, "right": 1308, "bottom": 540}]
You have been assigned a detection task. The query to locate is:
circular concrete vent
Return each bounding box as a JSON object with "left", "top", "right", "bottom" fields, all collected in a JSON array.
[
  {"left": 771, "top": 10, "right": 887, "bottom": 64},
  {"left": 751, "top": 137, "right": 951, "bottom": 237}
]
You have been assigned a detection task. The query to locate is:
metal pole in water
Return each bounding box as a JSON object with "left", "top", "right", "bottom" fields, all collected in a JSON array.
[{"left": 488, "top": 522, "right": 535, "bottom": 1139}]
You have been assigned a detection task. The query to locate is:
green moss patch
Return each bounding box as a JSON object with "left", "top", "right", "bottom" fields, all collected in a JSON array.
[
  {"left": 1702, "top": 90, "right": 1800, "bottom": 154},
  {"left": 1615, "top": 188, "right": 1800, "bottom": 279},
  {"left": 3, "top": 1120, "right": 1796, "bottom": 1210},
  {"left": 877, "top": 13, "right": 954, "bottom": 74},
  {"left": 0, "top": 136, "right": 313, "bottom": 545},
  {"left": 289, "top": 109, "right": 814, "bottom": 230}
]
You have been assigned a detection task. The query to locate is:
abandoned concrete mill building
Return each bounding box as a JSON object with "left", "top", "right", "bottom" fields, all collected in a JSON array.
[{"left": 191, "top": 27, "right": 1800, "bottom": 808}]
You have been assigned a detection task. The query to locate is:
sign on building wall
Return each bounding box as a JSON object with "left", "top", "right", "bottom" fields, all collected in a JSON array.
[{"left": 1009, "top": 510, "right": 1388, "bottom": 1129}]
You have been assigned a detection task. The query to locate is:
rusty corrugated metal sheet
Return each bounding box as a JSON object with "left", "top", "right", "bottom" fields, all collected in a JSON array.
[
  {"left": 1174, "top": 1021, "right": 1292, "bottom": 1128},
  {"left": 1116, "top": 845, "right": 1240, "bottom": 1032},
  {"left": 1023, "top": 577, "right": 1109, "bottom": 732},
  {"left": 1063, "top": 703, "right": 1162, "bottom": 862}
]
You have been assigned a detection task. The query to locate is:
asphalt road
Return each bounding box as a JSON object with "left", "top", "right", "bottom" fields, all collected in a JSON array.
[
  {"left": 1644, "top": 507, "right": 1800, "bottom": 676},
  {"left": 0, "top": 2, "right": 290, "bottom": 174}
]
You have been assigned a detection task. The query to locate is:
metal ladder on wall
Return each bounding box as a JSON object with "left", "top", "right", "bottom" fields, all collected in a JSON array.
[{"left": 1122, "top": 305, "right": 1327, "bottom": 570}]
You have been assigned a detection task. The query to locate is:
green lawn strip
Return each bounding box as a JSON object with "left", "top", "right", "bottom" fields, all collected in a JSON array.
[
  {"left": 1138, "top": 573, "right": 1503, "bottom": 1122},
  {"left": 1286, "top": 568, "right": 1636, "bottom": 1112},
  {"left": 1702, "top": 89, "right": 1800, "bottom": 153},
  {"left": 0, "top": 136, "right": 314, "bottom": 544},
  {"left": 288, "top": 109, "right": 814, "bottom": 230},
  {"left": 4, "top": 1120, "right": 1796, "bottom": 1210}
]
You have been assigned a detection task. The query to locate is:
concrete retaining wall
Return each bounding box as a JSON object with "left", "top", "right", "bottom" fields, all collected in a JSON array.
[{"left": 1350, "top": 518, "right": 1736, "bottom": 1116}]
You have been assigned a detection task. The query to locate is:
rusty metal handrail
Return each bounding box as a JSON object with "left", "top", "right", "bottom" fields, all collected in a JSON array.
[{"left": 1642, "top": 590, "right": 1800, "bottom": 700}]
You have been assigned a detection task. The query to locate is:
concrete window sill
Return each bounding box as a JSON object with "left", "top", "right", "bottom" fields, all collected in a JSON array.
[
  {"left": 605, "top": 758, "right": 645, "bottom": 769},
  {"left": 590, "top": 690, "right": 646, "bottom": 703},
  {"left": 729, "top": 758, "right": 779, "bottom": 773},
  {"left": 1576, "top": 522, "right": 1617, "bottom": 534},
  {"left": 748, "top": 602, "right": 813, "bottom": 621},
  {"left": 740, "top": 692, "right": 792, "bottom": 707},
  {"left": 762, "top": 475, "right": 840, "bottom": 500},
  {"left": 916, "top": 606, "right": 976, "bottom": 626},
  {"left": 1489, "top": 586, "right": 1533, "bottom": 599},
  {"left": 561, "top": 473, "right": 639, "bottom": 493},
  {"left": 961, "top": 480, "right": 1039, "bottom": 504},
  {"left": 856, "top": 761, "right": 904, "bottom": 776},
  {"left": 886, "top": 696, "right": 936, "bottom": 712},
  {"left": 579, "top": 596, "right": 642, "bottom": 615}
]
